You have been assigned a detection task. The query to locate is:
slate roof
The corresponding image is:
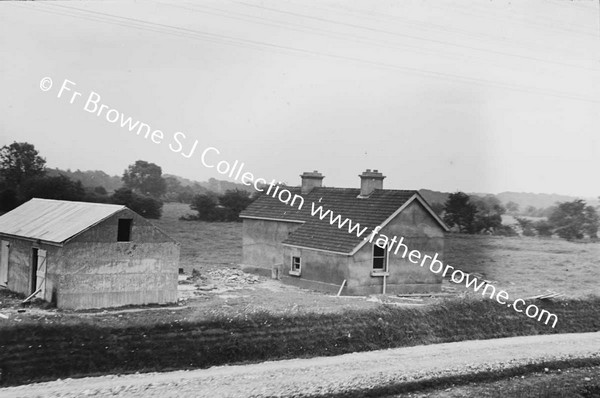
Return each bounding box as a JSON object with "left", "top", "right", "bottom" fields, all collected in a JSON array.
[
  {"left": 240, "top": 187, "right": 447, "bottom": 254},
  {"left": 0, "top": 198, "right": 126, "bottom": 245}
]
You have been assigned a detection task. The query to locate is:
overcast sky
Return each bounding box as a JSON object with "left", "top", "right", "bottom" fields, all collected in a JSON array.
[{"left": 1, "top": 0, "right": 599, "bottom": 197}]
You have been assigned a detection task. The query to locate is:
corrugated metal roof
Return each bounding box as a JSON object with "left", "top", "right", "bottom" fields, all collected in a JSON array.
[{"left": 0, "top": 198, "right": 126, "bottom": 244}]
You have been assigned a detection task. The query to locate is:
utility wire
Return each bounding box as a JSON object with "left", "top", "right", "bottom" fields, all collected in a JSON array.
[
  {"left": 282, "top": 0, "right": 594, "bottom": 59},
  {"left": 14, "top": 1, "right": 600, "bottom": 104},
  {"left": 159, "top": 0, "right": 578, "bottom": 76},
  {"left": 227, "top": 0, "right": 600, "bottom": 73},
  {"left": 434, "top": 0, "right": 599, "bottom": 38}
]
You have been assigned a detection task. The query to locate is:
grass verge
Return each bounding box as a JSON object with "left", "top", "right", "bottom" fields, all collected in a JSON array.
[{"left": 1, "top": 297, "right": 600, "bottom": 386}]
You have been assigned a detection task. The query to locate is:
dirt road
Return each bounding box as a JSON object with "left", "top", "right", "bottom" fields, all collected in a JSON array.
[{"left": 2, "top": 332, "right": 599, "bottom": 397}]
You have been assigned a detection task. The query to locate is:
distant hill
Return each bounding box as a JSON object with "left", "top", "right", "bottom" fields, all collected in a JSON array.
[
  {"left": 46, "top": 168, "right": 122, "bottom": 192},
  {"left": 419, "top": 188, "right": 594, "bottom": 213},
  {"left": 48, "top": 168, "right": 254, "bottom": 195},
  {"left": 418, "top": 189, "right": 451, "bottom": 206},
  {"left": 163, "top": 174, "right": 255, "bottom": 194},
  {"left": 494, "top": 192, "right": 579, "bottom": 211}
]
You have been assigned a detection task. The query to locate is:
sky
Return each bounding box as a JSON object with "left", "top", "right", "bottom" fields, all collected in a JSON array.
[{"left": 1, "top": 0, "right": 599, "bottom": 197}]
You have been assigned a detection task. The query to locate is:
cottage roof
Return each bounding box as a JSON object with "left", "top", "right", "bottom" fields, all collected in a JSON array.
[
  {"left": 240, "top": 187, "right": 448, "bottom": 254},
  {"left": 0, "top": 198, "right": 126, "bottom": 244}
]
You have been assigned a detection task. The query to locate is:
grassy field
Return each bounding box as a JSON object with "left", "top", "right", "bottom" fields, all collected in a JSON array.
[
  {"left": 153, "top": 202, "right": 242, "bottom": 270},
  {"left": 444, "top": 234, "right": 600, "bottom": 299}
]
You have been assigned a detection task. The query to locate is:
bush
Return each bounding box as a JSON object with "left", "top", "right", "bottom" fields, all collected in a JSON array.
[
  {"left": 493, "top": 225, "right": 517, "bottom": 237},
  {"left": 533, "top": 220, "right": 553, "bottom": 237},
  {"left": 0, "top": 188, "right": 18, "bottom": 212},
  {"left": 111, "top": 188, "right": 163, "bottom": 219},
  {"left": 522, "top": 228, "right": 536, "bottom": 237},
  {"left": 21, "top": 175, "right": 86, "bottom": 202},
  {"left": 188, "top": 189, "right": 254, "bottom": 222}
]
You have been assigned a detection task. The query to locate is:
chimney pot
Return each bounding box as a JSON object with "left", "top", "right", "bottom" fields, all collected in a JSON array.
[
  {"left": 300, "top": 170, "right": 324, "bottom": 194},
  {"left": 358, "top": 169, "right": 385, "bottom": 197}
]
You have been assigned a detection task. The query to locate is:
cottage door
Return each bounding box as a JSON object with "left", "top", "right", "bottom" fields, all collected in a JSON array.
[
  {"left": 35, "top": 249, "right": 47, "bottom": 298},
  {"left": 0, "top": 241, "right": 8, "bottom": 287}
]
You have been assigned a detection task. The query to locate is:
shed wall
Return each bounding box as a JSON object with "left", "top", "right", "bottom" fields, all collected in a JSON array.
[
  {"left": 0, "top": 236, "right": 60, "bottom": 302},
  {"left": 55, "top": 209, "right": 179, "bottom": 309}
]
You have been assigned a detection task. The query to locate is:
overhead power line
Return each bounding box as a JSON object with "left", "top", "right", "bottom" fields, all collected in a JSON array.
[
  {"left": 227, "top": 0, "right": 600, "bottom": 73},
  {"left": 12, "top": 1, "right": 600, "bottom": 104}
]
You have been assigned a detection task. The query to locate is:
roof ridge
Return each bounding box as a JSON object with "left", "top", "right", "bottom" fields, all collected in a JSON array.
[{"left": 30, "top": 198, "right": 125, "bottom": 208}]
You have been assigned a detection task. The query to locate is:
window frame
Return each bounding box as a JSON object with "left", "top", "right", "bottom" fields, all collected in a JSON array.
[
  {"left": 289, "top": 255, "right": 301, "bottom": 276},
  {"left": 371, "top": 242, "right": 389, "bottom": 276}
]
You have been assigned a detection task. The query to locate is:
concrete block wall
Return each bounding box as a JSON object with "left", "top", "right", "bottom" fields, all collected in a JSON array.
[{"left": 54, "top": 209, "right": 180, "bottom": 309}]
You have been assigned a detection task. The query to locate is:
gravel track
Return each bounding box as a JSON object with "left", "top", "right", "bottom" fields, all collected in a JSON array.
[{"left": 2, "top": 332, "right": 599, "bottom": 398}]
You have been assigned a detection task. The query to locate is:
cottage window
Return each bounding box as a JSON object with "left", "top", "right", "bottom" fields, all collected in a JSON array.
[
  {"left": 117, "top": 219, "right": 133, "bottom": 242},
  {"left": 372, "top": 243, "right": 387, "bottom": 271},
  {"left": 290, "top": 256, "right": 301, "bottom": 276}
]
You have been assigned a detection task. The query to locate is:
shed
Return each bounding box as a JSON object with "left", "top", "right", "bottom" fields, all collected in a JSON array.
[
  {"left": 240, "top": 170, "right": 449, "bottom": 295},
  {"left": 0, "top": 198, "right": 179, "bottom": 309}
]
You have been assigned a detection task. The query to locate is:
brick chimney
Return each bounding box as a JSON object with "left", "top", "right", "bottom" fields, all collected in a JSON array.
[
  {"left": 300, "top": 170, "right": 324, "bottom": 194},
  {"left": 359, "top": 169, "right": 385, "bottom": 197}
]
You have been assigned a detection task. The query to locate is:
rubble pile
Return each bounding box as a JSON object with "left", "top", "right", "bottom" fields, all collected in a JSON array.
[{"left": 177, "top": 267, "right": 262, "bottom": 300}]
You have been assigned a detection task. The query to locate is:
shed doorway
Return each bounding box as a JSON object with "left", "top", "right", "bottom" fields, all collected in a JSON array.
[
  {"left": 30, "top": 248, "right": 47, "bottom": 297},
  {"left": 0, "top": 240, "right": 8, "bottom": 287}
]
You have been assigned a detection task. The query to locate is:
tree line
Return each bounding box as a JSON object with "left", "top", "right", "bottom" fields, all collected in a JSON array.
[
  {"left": 0, "top": 142, "right": 256, "bottom": 221},
  {"left": 439, "top": 191, "right": 598, "bottom": 241}
]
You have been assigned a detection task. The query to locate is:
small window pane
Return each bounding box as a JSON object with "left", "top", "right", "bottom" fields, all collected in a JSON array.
[
  {"left": 291, "top": 256, "right": 301, "bottom": 271},
  {"left": 373, "top": 243, "right": 387, "bottom": 270}
]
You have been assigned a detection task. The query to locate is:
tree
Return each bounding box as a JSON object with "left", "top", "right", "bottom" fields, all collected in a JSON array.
[
  {"left": 21, "top": 175, "right": 85, "bottom": 202},
  {"left": 162, "top": 176, "right": 183, "bottom": 202},
  {"left": 548, "top": 199, "right": 597, "bottom": 240},
  {"left": 188, "top": 189, "right": 255, "bottom": 221},
  {"left": 218, "top": 189, "right": 253, "bottom": 220},
  {"left": 122, "top": 160, "right": 166, "bottom": 198},
  {"left": 111, "top": 188, "right": 162, "bottom": 219},
  {"left": 494, "top": 224, "right": 518, "bottom": 237},
  {"left": 189, "top": 193, "right": 219, "bottom": 221},
  {"left": 524, "top": 206, "right": 537, "bottom": 217},
  {"left": 515, "top": 217, "right": 535, "bottom": 237},
  {"left": 533, "top": 220, "right": 553, "bottom": 237},
  {"left": 443, "top": 192, "right": 477, "bottom": 233},
  {"left": 0, "top": 187, "right": 18, "bottom": 212},
  {"left": 429, "top": 202, "right": 445, "bottom": 217},
  {"left": 583, "top": 205, "right": 599, "bottom": 239},
  {"left": 93, "top": 186, "right": 107, "bottom": 195},
  {"left": 0, "top": 142, "right": 46, "bottom": 187},
  {"left": 472, "top": 195, "right": 505, "bottom": 234},
  {"left": 505, "top": 201, "right": 519, "bottom": 214}
]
